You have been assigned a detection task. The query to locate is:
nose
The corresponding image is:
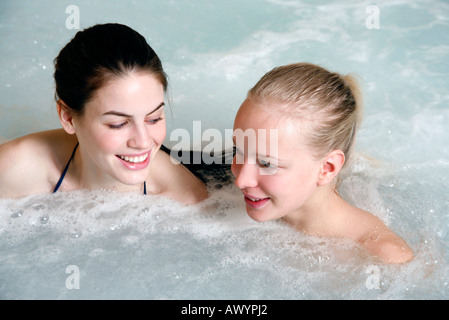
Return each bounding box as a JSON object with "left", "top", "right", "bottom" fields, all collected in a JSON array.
[
  {"left": 231, "top": 157, "right": 259, "bottom": 189},
  {"left": 128, "top": 124, "right": 152, "bottom": 149}
]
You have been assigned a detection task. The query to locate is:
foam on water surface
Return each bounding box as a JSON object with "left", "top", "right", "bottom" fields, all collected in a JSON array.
[{"left": 1, "top": 156, "right": 448, "bottom": 299}]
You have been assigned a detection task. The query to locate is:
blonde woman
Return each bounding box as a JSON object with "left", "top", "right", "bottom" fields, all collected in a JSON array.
[{"left": 231, "top": 63, "right": 413, "bottom": 263}]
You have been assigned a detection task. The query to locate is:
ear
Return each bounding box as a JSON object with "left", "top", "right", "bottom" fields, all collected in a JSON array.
[
  {"left": 56, "top": 100, "right": 76, "bottom": 134},
  {"left": 317, "top": 150, "right": 345, "bottom": 186}
]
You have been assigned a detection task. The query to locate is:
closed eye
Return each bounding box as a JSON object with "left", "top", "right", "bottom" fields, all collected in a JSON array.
[
  {"left": 146, "top": 116, "right": 163, "bottom": 124},
  {"left": 108, "top": 120, "right": 130, "bottom": 129},
  {"left": 258, "top": 159, "right": 277, "bottom": 169}
]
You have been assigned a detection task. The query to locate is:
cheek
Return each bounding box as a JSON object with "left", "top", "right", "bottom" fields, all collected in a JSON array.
[
  {"left": 92, "top": 130, "right": 123, "bottom": 152},
  {"left": 256, "top": 175, "right": 283, "bottom": 195},
  {"left": 76, "top": 120, "right": 120, "bottom": 153},
  {"left": 260, "top": 172, "right": 307, "bottom": 200},
  {"left": 154, "top": 122, "right": 166, "bottom": 145}
]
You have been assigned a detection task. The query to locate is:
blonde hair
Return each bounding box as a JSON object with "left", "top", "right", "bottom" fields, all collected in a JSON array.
[{"left": 247, "top": 62, "right": 363, "bottom": 167}]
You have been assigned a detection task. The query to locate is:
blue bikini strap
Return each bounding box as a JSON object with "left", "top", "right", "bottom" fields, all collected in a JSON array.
[{"left": 53, "top": 143, "right": 79, "bottom": 193}]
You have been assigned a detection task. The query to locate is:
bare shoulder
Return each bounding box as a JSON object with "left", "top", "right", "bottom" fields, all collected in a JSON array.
[
  {"left": 350, "top": 207, "right": 414, "bottom": 264},
  {"left": 149, "top": 149, "right": 208, "bottom": 205},
  {"left": 0, "top": 129, "right": 77, "bottom": 198}
]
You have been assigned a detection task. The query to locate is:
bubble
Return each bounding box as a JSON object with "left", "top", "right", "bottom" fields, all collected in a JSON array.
[
  {"left": 10, "top": 210, "right": 23, "bottom": 218},
  {"left": 69, "top": 229, "right": 82, "bottom": 239},
  {"left": 39, "top": 215, "right": 49, "bottom": 224},
  {"left": 31, "top": 203, "right": 45, "bottom": 211}
]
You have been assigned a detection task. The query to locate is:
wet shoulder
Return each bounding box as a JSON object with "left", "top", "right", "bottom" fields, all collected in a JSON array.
[
  {"left": 149, "top": 149, "right": 208, "bottom": 205},
  {"left": 353, "top": 208, "right": 414, "bottom": 264},
  {"left": 0, "top": 129, "right": 77, "bottom": 198}
]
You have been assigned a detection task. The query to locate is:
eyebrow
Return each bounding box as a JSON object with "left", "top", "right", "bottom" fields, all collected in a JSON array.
[{"left": 102, "top": 102, "right": 165, "bottom": 117}]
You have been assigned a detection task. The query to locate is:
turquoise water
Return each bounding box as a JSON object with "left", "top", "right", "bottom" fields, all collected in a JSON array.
[{"left": 0, "top": 0, "right": 448, "bottom": 299}]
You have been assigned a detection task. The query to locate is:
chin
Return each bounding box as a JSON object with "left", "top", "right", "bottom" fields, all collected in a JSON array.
[
  {"left": 246, "top": 209, "right": 272, "bottom": 223},
  {"left": 115, "top": 172, "right": 148, "bottom": 187}
]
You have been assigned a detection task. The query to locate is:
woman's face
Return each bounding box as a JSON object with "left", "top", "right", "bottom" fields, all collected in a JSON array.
[
  {"left": 73, "top": 72, "right": 166, "bottom": 188},
  {"left": 231, "top": 98, "right": 323, "bottom": 223}
]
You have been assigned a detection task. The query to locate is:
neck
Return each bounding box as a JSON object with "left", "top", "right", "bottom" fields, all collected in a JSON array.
[{"left": 282, "top": 185, "right": 344, "bottom": 237}]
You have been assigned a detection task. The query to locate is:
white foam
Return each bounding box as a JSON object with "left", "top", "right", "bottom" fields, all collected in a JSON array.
[{"left": 1, "top": 175, "right": 448, "bottom": 299}]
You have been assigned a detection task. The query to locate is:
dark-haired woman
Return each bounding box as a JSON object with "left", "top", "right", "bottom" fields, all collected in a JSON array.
[{"left": 0, "top": 23, "right": 208, "bottom": 204}]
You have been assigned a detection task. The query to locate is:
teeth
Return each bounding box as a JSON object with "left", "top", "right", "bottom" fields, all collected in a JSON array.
[
  {"left": 118, "top": 153, "right": 148, "bottom": 163},
  {"left": 246, "top": 196, "right": 262, "bottom": 202}
]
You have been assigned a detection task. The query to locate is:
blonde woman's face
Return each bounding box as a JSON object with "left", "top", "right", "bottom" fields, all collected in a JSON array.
[{"left": 231, "top": 98, "right": 323, "bottom": 222}]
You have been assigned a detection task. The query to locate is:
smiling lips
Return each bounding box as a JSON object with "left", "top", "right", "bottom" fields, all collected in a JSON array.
[
  {"left": 116, "top": 151, "right": 151, "bottom": 170},
  {"left": 118, "top": 153, "right": 148, "bottom": 163},
  {"left": 244, "top": 194, "right": 270, "bottom": 208}
]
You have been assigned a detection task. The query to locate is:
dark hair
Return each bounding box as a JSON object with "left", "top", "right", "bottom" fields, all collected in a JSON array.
[{"left": 54, "top": 23, "right": 168, "bottom": 115}]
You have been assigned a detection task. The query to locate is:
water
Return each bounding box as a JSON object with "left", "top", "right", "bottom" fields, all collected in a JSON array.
[
  {"left": 0, "top": 173, "right": 446, "bottom": 300},
  {"left": 1, "top": 0, "right": 448, "bottom": 299}
]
